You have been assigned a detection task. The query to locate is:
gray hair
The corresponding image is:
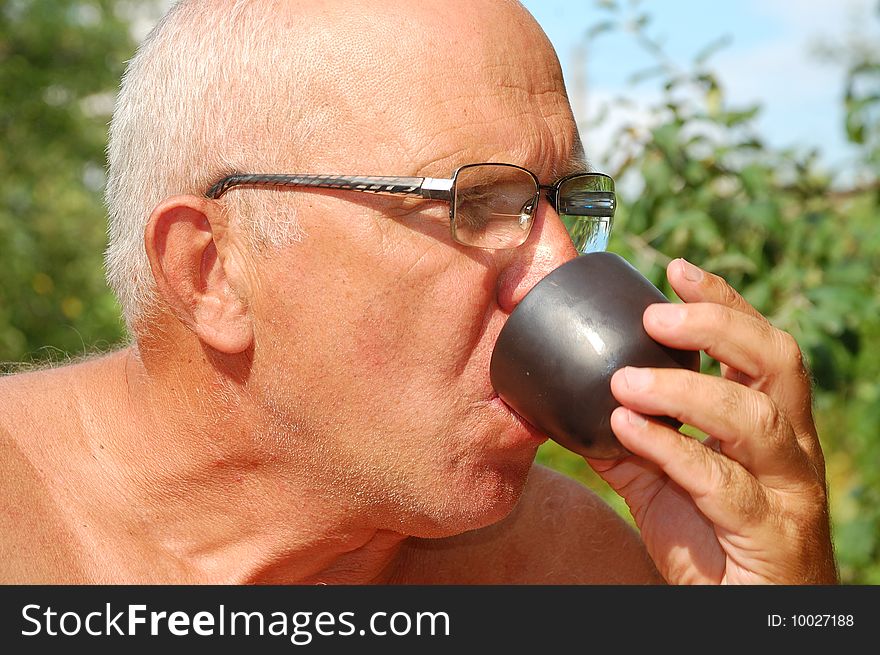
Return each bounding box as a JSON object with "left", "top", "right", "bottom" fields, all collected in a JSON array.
[{"left": 104, "top": 0, "right": 310, "bottom": 331}]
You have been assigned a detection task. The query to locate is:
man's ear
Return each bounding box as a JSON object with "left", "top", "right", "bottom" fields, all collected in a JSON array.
[{"left": 144, "top": 195, "right": 253, "bottom": 354}]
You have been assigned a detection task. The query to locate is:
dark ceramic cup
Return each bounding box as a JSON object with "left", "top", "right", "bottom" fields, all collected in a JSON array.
[{"left": 489, "top": 252, "right": 700, "bottom": 459}]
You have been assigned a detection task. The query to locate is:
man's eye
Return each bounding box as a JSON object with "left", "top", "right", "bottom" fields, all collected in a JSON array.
[{"left": 457, "top": 186, "right": 493, "bottom": 205}]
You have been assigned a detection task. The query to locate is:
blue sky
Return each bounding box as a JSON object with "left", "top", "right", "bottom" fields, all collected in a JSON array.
[{"left": 521, "top": 0, "right": 879, "bottom": 180}]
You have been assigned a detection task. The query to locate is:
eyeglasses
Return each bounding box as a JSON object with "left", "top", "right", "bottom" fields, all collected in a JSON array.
[{"left": 206, "top": 163, "right": 616, "bottom": 253}]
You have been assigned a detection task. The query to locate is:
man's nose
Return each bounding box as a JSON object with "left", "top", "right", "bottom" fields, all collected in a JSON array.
[{"left": 495, "top": 202, "right": 578, "bottom": 314}]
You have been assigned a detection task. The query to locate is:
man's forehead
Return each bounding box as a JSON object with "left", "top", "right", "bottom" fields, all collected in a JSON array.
[
  {"left": 407, "top": 110, "right": 586, "bottom": 185},
  {"left": 198, "top": 0, "right": 580, "bottom": 178},
  {"left": 392, "top": 58, "right": 581, "bottom": 181}
]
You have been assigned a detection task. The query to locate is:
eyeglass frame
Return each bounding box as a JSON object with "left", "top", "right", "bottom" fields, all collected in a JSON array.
[{"left": 205, "top": 163, "right": 616, "bottom": 250}]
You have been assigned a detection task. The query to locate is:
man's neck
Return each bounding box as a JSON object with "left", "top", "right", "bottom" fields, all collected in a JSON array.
[{"left": 18, "top": 346, "right": 408, "bottom": 584}]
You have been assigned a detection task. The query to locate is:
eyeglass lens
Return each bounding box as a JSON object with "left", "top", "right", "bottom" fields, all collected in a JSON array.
[
  {"left": 451, "top": 165, "right": 614, "bottom": 252},
  {"left": 452, "top": 164, "right": 539, "bottom": 249},
  {"left": 557, "top": 174, "right": 615, "bottom": 254}
]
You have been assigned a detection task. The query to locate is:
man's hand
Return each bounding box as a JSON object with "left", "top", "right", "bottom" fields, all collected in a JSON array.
[{"left": 587, "top": 258, "right": 838, "bottom": 584}]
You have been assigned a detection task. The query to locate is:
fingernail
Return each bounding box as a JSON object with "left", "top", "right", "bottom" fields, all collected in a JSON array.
[
  {"left": 623, "top": 366, "right": 652, "bottom": 391},
  {"left": 648, "top": 303, "right": 685, "bottom": 327},
  {"left": 627, "top": 409, "right": 648, "bottom": 427},
  {"left": 679, "top": 258, "right": 703, "bottom": 282}
]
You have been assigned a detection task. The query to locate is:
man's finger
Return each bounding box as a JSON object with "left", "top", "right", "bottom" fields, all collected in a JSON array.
[
  {"left": 609, "top": 406, "right": 771, "bottom": 533},
  {"left": 643, "top": 302, "right": 810, "bottom": 390},
  {"left": 610, "top": 367, "right": 811, "bottom": 485},
  {"left": 666, "top": 258, "right": 767, "bottom": 323},
  {"left": 642, "top": 297, "right": 821, "bottom": 467}
]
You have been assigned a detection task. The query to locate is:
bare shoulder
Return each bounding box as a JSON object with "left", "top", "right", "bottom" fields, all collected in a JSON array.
[
  {"left": 401, "top": 464, "right": 663, "bottom": 584},
  {"left": 0, "top": 374, "right": 87, "bottom": 583}
]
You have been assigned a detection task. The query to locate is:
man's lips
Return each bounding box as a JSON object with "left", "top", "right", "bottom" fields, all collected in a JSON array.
[{"left": 488, "top": 391, "right": 548, "bottom": 446}]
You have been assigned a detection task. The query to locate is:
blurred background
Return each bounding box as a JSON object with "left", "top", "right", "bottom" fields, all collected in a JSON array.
[{"left": 1, "top": 0, "right": 878, "bottom": 582}]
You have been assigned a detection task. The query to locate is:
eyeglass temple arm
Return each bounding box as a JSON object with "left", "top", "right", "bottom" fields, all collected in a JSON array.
[{"left": 206, "top": 174, "right": 454, "bottom": 201}]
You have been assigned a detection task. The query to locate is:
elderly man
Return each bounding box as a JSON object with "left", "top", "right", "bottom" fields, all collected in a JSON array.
[{"left": 0, "top": 0, "right": 836, "bottom": 584}]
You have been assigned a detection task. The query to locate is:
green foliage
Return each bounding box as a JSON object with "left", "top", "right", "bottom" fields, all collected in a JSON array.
[
  {"left": 537, "top": 1, "right": 880, "bottom": 583},
  {"left": 0, "top": 0, "right": 139, "bottom": 365}
]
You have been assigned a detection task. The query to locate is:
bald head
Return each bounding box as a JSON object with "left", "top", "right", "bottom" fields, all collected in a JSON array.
[
  {"left": 260, "top": 0, "right": 574, "bottom": 170},
  {"left": 105, "top": 0, "right": 578, "bottom": 329}
]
